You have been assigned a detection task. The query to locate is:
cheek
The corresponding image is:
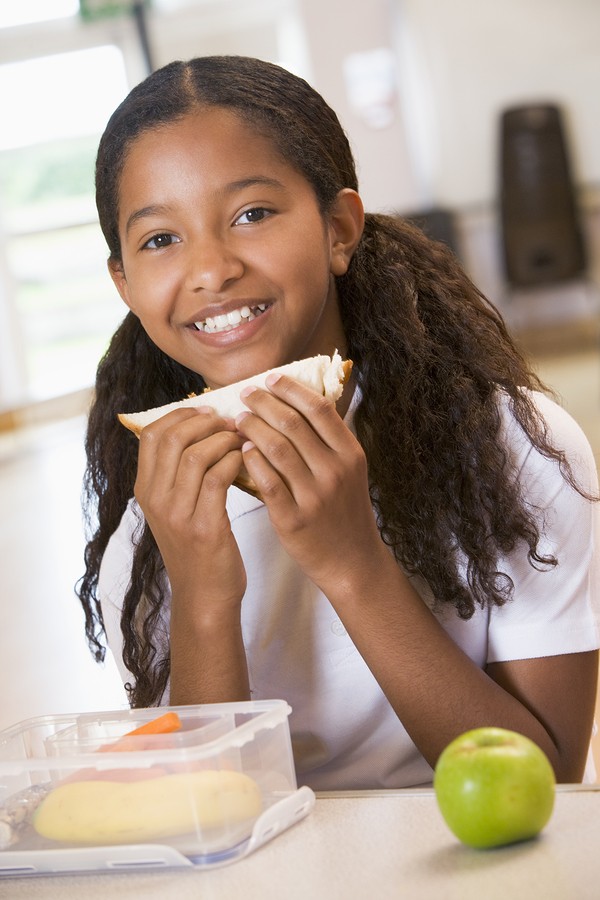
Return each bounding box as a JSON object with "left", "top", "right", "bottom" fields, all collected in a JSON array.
[
  {"left": 280, "top": 230, "right": 332, "bottom": 285},
  {"left": 125, "top": 268, "right": 173, "bottom": 316},
  {"left": 298, "top": 248, "right": 334, "bottom": 299}
]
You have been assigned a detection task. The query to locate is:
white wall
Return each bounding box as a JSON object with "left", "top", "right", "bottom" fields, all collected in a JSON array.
[
  {"left": 149, "top": 0, "right": 285, "bottom": 70},
  {"left": 291, "top": 0, "right": 600, "bottom": 323},
  {"left": 294, "top": 0, "right": 421, "bottom": 214},
  {"left": 288, "top": 0, "right": 600, "bottom": 218},
  {"left": 391, "top": 0, "right": 600, "bottom": 210}
]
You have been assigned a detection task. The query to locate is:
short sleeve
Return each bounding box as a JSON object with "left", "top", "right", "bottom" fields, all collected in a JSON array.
[{"left": 487, "top": 392, "right": 600, "bottom": 663}]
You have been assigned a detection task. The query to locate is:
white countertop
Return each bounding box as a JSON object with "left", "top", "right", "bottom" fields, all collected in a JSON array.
[{"left": 1, "top": 785, "right": 598, "bottom": 900}]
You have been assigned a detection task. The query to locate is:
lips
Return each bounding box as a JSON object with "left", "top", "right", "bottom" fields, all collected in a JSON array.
[{"left": 193, "top": 303, "right": 269, "bottom": 334}]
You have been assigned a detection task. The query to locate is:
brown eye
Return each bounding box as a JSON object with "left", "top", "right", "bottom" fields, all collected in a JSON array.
[
  {"left": 144, "top": 233, "right": 179, "bottom": 250},
  {"left": 235, "top": 207, "right": 272, "bottom": 225}
]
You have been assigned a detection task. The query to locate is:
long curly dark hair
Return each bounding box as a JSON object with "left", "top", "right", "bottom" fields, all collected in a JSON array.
[{"left": 78, "top": 55, "right": 586, "bottom": 708}]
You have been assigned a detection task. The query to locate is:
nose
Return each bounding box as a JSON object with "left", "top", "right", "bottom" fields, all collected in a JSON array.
[{"left": 184, "top": 232, "right": 244, "bottom": 293}]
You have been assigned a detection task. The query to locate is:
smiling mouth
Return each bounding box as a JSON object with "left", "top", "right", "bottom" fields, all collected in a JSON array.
[{"left": 193, "top": 303, "right": 270, "bottom": 334}]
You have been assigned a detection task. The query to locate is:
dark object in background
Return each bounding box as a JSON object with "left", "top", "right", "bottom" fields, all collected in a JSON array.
[
  {"left": 402, "top": 207, "right": 460, "bottom": 258},
  {"left": 499, "top": 104, "right": 587, "bottom": 287}
]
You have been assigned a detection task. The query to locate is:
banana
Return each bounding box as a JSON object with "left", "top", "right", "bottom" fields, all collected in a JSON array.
[{"left": 33, "top": 769, "right": 262, "bottom": 844}]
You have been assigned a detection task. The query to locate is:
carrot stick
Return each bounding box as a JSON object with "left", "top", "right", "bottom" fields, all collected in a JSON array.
[
  {"left": 98, "top": 711, "right": 182, "bottom": 753},
  {"left": 124, "top": 711, "right": 182, "bottom": 737}
]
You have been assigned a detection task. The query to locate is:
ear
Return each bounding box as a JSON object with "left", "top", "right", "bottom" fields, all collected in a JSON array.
[
  {"left": 328, "top": 189, "right": 365, "bottom": 277},
  {"left": 108, "top": 258, "right": 135, "bottom": 312}
]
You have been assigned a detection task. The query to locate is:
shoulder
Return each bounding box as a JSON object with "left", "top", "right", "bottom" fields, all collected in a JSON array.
[{"left": 498, "top": 389, "right": 598, "bottom": 496}]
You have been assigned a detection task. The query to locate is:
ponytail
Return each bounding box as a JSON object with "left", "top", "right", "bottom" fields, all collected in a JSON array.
[{"left": 337, "top": 214, "right": 572, "bottom": 617}]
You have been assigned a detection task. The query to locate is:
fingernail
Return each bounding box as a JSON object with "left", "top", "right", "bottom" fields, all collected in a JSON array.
[
  {"left": 239, "top": 385, "right": 257, "bottom": 399},
  {"left": 235, "top": 411, "right": 250, "bottom": 427},
  {"left": 265, "top": 373, "right": 281, "bottom": 387},
  {"left": 242, "top": 440, "right": 255, "bottom": 453}
]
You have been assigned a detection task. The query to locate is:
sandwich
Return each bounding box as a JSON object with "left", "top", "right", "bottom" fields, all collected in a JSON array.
[{"left": 118, "top": 351, "right": 352, "bottom": 498}]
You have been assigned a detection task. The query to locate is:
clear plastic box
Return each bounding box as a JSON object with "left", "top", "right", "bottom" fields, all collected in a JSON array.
[{"left": 0, "top": 700, "right": 314, "bottom": 877}]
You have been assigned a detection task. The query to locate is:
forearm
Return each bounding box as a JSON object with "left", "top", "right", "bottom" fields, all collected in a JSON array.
[
  {"left": 169, "top": 599, "right": 251, "bottom": 705},
  {"left": 324, "top": 545, "right": 586, "bottom": 779}
]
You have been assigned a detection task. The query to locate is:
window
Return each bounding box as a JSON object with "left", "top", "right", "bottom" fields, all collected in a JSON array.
[
  {"left": 0, "top": 45, "right": 129, "bottom": 404},
  {"left": 0, "top": 0, "right": 78, "bottom": 29},
  {"left": 0, "top": 0, "right": 301, "bottom": 408}
]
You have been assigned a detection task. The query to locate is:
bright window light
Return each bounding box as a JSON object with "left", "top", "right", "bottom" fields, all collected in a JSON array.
[
  {"left": 0, "top": 46, "right": 128, "bottom": 150},
  {"left": 0, "top": 0, "right": 79, "bottom": 28}
]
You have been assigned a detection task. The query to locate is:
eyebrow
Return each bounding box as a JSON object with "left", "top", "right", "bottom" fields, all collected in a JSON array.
[
  {"left": 224, "top": 176, "right": 285, "bottom": 193},
  {"left": 125, "top": 205, "right": 171, "bottom": 235},
  {"left": 124, "top": 176, "right": 286, "bottom": 235}
]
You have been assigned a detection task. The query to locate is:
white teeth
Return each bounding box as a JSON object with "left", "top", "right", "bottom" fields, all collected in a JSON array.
[{"left": 194, "top": 303, "right": 268, "bottom": 334}]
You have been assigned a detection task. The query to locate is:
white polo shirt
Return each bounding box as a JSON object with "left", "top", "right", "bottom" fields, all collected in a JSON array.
[{"left": 99, "top": 390, "right": 600, "bottom": 788}]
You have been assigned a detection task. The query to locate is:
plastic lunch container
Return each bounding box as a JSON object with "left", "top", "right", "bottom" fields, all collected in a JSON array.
[{"left": 0, "top": 699, "right": 314, "bottom": 877}]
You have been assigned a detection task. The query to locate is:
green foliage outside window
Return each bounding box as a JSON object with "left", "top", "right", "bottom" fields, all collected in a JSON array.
[
  {"left": 79, "top": 1, "right": 151, "bottom": 23},
  {"left": 0, "top": 135, "right": 97, "bottom": 213}
]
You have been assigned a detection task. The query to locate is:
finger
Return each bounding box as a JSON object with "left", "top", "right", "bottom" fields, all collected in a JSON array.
[
  {"left": 240, "top": 433, "right": 303, "bottom": 506},
  {"left": 140, "top": 430, "right": 244, "bottom": 528},
  {"left": 237, "top": 409, "right": 313, "bottom": 495},
  {"left": 141, "top": 404, "right": 236, "bottom": 442},
  {"left": 196, "top": 448, "right": 245, "bottom": 514},
  {"left": 165, "top": 448, "right": 244, "bottom": 547},
  {"left": 237, "top": 387, "right": 337, "bottom": 486},
  {"left": 136, "top": 407, "right": 235, "bottom": 497},
  {"left": 237, "top": 389, "right": 365, "bottom": 511},
  {"left": 244, "top": 375, "right": 348, "bottom": 450},
  {"left": 171, "top": 431, "right": 245, "bottom": 521}
]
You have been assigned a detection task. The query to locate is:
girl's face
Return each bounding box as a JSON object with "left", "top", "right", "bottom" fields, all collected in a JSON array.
[{"left": 110, "top": 108, "right": 363, "bottom": 390}]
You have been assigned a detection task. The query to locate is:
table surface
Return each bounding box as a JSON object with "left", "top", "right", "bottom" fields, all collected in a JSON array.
[{"left": 1, "top": 785, "right": 598, "bottom": 900}]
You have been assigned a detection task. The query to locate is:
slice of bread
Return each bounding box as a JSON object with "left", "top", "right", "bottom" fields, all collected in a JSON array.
[{"left": 118, "top": 352, "right": 353, "bottom": 498}]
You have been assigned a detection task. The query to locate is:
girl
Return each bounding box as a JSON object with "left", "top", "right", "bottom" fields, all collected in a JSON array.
[{"left": 79, "top": 55, "right": 599, "bottom": 790}]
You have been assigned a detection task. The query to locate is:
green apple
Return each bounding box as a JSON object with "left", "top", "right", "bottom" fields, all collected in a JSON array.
[{"left": 433, "top": 727, "right": 556, "bottom": 849}]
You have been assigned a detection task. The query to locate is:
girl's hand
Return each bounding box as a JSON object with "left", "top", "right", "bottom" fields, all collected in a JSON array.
[
  {"left": 134, "top": 406, "right": 247, "bottom": 610},
  {"left": 236, "top": 375, "right": 383, "bottom": 592}
]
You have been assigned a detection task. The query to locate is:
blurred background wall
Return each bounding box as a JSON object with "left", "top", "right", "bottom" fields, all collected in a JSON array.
[
  {"left": 0, "top": 0, "right": 598, "bottom": 418},
  {"left": 0, "top": 0, "right": 599, "bottom": 767}
]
